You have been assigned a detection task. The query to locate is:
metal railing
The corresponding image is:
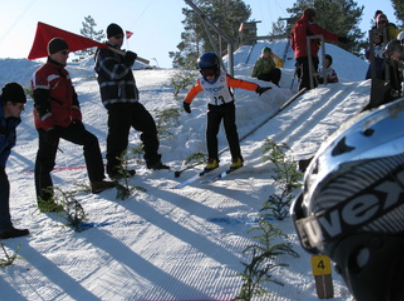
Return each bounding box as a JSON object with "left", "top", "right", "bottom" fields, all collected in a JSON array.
[
  {"left": 184, "top": 0, "right": 236, "bottom": 76},
  {"left": 307, "top": 35, "right": 326, "bottom": 89}
]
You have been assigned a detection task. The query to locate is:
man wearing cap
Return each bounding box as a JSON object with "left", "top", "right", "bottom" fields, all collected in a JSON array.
[
  {"left": 31, "top": 38, "right": 116, "bottom": 211},
  {"left": 0, "top": 83, "right": 30, "bottom": 239},
  {"left": 291, "top": 8, "right": 348, "bottom": 90},
  {"left": 94, "top": 23, "right": 168, "bottom": 179},
  {"left": 251, "top": 47, "right": 282, "bottom": 86}
]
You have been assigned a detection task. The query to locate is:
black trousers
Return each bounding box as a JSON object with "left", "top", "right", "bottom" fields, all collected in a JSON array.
[
  {"left": 206, "top": 102, "right": 242, "bottom": 162},
  {"left": 297, "top": 57, "right": 319, "bottom": 91},
  {"left": 0, "top": 167, "right": 12, "bottom": 231},
  {"left": 257, "top": 68, "right": 282, "bottom": 85},
  {"left": 35, "top": 122, "right": 105, "bottom": 202},
  {"left": 106, "top": 102, "right": 160, "bottom": 174}
]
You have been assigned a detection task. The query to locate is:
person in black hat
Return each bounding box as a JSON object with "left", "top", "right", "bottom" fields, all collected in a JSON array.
[
  {"left": 94, "top": 23, "right": 169, "bottom": 179},
  {"left": 0, "top": 82, "right": 30, "bottom": 239},
  {"left": 31, "top": 38, "right": 116, "bottom": 212}
]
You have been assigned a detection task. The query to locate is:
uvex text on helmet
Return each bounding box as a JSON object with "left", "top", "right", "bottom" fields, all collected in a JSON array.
[{"left": 291, "top": 97, "right": 404, "bottom": 301}]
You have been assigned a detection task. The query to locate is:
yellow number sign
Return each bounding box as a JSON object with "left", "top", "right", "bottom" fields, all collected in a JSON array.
[{"left": 311, "top": 255, "right": 332, "bottom": 276}]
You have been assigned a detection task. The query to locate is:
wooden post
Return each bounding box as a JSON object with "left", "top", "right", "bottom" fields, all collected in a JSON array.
[{"left": 311, "top": 255, "right": 334, "bottom": 299}]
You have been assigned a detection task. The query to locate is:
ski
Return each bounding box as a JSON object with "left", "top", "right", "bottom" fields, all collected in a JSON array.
[
  {"left": 201, "top": 165, "right": 244, "bottom": 184},
  {"left": 173, "top": 168, "right": 217, "bottom": 189}
]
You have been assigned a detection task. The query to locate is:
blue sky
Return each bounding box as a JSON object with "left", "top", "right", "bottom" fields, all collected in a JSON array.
[{"left": 0, "top": 0, "right": 397, "bottom": 68}]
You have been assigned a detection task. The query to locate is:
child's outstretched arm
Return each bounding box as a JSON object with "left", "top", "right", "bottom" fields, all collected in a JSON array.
[
  {"left": 183, "top": 79, "right": 204, "bottom": 114},
  {"left": 226, "top": 75, "right": 272, "bottom": 96}
]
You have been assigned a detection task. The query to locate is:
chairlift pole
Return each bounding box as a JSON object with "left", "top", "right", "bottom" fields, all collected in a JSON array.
[
  {"left": 307, "top": 35, "right": 325, "bottom": 89},
  {"left": 199, "top": 16, "right": 227, "bottom": 73},
  {"left": 184, "top": 0, "right": 235, "bottom": 76}
]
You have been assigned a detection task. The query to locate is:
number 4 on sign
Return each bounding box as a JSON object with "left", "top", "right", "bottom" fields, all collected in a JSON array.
[{"left": 311, "top": 255, "right": 334, "bottom": 299}]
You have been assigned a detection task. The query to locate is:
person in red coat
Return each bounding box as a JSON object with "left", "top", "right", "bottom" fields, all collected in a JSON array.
[
  {"left": 31, "top": 38, "right": 116, "bottom": 211},
  {"left": 290, "top": 8, "right": 348, "bottom": 91}
]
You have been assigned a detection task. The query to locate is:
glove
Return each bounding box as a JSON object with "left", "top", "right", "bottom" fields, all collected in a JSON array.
[
  {"left": 256, "top": 86, "right": 272, "bottom": 96},
  {"left": 183, "top": 102, "right": 191, "bottom": 114},
  {"left": 123, "top": 51, "right": 137, "bottom": 66},
  {"left": 338, "top": 37, "right": 349, "bottom": 44},
  {"left": 43, "top": 128, "right": 59, "bottom": 147},
  {"left": 71, "top": 120, "right": 85, "bottom": 131}
]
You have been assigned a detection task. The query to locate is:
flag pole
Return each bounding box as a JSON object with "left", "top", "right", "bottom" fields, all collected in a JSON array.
[{"left": 28, "top": 22, "right": 149, "bottom": 64}]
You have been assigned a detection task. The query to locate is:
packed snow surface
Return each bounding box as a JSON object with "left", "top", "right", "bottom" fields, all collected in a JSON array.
[{"left": 1, "top": 41, "right": 371, "bottom": 300}]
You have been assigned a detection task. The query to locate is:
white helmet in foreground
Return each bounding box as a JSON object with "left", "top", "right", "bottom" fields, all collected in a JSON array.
[{"left": 291, "top": 97, "right": 404, "bottom": 301}]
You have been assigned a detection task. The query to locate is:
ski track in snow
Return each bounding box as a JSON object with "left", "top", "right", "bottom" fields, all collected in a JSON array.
[{"left": 0, "top": 41, "right": 370, "bottom": 301}]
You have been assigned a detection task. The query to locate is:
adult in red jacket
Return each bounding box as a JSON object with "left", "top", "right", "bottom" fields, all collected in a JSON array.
[
  {"left": 291, "top": 8, "right": 346, "bottom": 91},
  {"left": 32, "top": 38, "right": 115, "bottom": 211}
]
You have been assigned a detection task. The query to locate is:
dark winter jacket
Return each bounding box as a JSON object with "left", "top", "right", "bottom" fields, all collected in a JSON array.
[
  {"left": 94, "top": 42, "right": 139, "bottom": 107},
  {"left": 0, "top": 104, "right": 20, "bottom": 167},
  {"left": 365, "top": 44, "right": 385, "bottom": 80},
  {"left": 251, "top": 56, "right": 276, "bottom": 78},
  {"left": 372, "top": 23, "right": 400, "bottom": 43},
  {"left": 291, "top": 14, "right": 339, "bottom": 59},
  {"left": 31, "top": 57, "right": 82, "bottom": 130}
]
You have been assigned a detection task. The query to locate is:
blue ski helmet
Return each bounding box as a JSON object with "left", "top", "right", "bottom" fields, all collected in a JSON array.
[
  {"left": 291, "top": 97, "right": 404, "bottom": 301},
  {"left": 197, "top": 52, "right": 219, "bottom": 69},
  {"left": 197, "top": 52, "right": 221, "bottom": 78}
]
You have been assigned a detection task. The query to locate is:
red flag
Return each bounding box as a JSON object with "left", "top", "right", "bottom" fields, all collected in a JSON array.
[
  {"left": 126, "top": 30, "right": 133, "bottom": 40},
  {"left": 28, "top": 22, "right": 108, "bottom": 60}
]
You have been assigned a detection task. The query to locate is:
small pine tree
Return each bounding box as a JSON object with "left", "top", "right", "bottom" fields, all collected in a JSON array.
[
  {"left": 0, "top": 241, "right": 21, "bottom": 268},
  {"left": 75, "top": 16, "right": 105, "bottom": 61},
  {"left": 170, "top": 0, "right": 252, "bottom": 68}
]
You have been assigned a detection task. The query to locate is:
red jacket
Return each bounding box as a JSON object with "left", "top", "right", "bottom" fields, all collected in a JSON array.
[
  {"left": 31, "top": 58, "right": 81, "bottom": 130},
  {"left": 291, "top": 14, "right": 339, "bottom": 59}
]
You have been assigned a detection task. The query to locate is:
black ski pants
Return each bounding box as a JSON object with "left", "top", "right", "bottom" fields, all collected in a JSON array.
[
  {"left": 257, "top": 68, "right": 282, "bottom": 86},
  {"left": 297, "top": 57, "right": 319, "bottom": 91},
  {"left": 0, "top": 167, "right": 12, "bottom": 231},
  {"left": 35, "top": 121, "right": 105, "bottom": 202},
  {"left": 106, "top": 102, "right": 160, "bottom": 174},
  {"left": 206, "top": 102, "right": 242, "bottom": 162}
]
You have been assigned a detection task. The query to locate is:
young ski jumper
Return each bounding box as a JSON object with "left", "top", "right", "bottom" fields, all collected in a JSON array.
[{"left": 183, "top": 52, "right": 271, "bottom": 171}]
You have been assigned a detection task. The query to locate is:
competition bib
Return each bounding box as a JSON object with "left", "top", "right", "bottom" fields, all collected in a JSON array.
[{"left": 200, "top": 72, "right": 234, "bottom": 105}]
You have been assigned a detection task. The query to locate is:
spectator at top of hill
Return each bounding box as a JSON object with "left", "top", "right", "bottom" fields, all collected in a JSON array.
[
  {"left": 290, "top": 8, "right": 348, "bottom": 91},
  {"left": 398, "top": 31, "right": 404, "bottom": 45},
  {"left": 318, "top": 54, "right": 338, "bottom": 84},
  {"left": 365, "top": 31, "right": 385, "bottom": 80},
  {"left": 373, "top": 13, "right": 400, "bottom": 42},
  {"left": 374, "top": 10, "right": 383, "bottom": 20},
  {"left": 385, "top": 39, "right": 404, "bottom": 62},
  {"left": 373, "top": 14, "right": 402, "bottom": 99},
  {"left": 251, "top": 47, "right": 282, "bottom": 87}
]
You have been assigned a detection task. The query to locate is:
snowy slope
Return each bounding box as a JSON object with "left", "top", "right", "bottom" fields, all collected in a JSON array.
[{"left": 0, "top": 41, "right": 370, "bottom": 301}]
